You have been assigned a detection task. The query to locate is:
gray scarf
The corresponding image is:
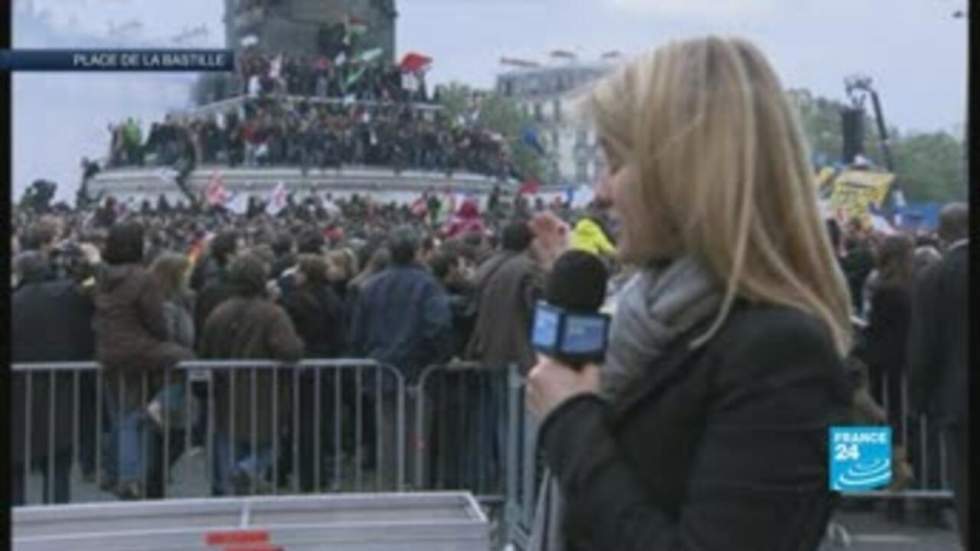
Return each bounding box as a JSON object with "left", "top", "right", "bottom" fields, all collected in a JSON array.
[{"left": 529, "top": 257, "right": 723, "bottom": 551}]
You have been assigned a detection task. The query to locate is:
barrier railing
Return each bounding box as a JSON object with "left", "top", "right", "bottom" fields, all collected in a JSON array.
[
  {"left": 413, "top": 363, "right": 509, "bottom": 501},
  {"left": 11, "top": 360, "right": 406, "bottom": 505},
  {"left": 10, "top": 359, "right": 957, "bottom": 548}
]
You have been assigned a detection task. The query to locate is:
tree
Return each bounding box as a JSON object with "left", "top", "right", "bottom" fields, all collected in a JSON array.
[
  {"left": 437, "top": 82, "right": 545, "bottom": 183},
  {"left": 20, "top": 179, "right": 57, "bottom": 213},
  {"left": 890, "top": 131, "right": 967, "bottom": 203},
  {"left": 787, "top": 88, "right": 883, "bottom": 167},
  {"left": 787, "top": 88, "right": 966, "bottom": 203}
]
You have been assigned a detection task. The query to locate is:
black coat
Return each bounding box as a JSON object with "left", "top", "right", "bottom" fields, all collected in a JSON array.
[
  {"left": 908, "top": 243, "right": 968, "bottom": 424},
  {"left": 539, "top": 305, "right": 851, "bottom": 551},
  {"left": 11, "top": 279, "right": 97, "bottom": 462},
  {"left": 866, "top": 282, "right": 912, "bottom": 369},
  {"left": 281, "top": 283, "right": 348, "bottom": 358},
  {"left": 840, "top": 247, "right": 874, "bottom": 313}
]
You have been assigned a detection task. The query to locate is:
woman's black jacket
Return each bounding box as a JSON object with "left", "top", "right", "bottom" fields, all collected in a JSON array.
[{"left": 539, "top": 304, "right": 852, "bottom": 551}]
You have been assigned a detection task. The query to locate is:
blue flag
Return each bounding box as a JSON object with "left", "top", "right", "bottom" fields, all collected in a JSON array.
[{"left": 521, "top": 126, "right": 546, "bottom": 156}]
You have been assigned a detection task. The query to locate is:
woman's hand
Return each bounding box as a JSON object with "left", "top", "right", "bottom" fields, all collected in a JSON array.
[
  {"left": 529, "top": 212, "right": 571, "bottom": 271},
  {"left": 527, "top": 354, "right": 601, "bottom": 420}
]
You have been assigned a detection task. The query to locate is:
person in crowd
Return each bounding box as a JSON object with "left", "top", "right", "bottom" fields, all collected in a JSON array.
[
  {"left": 198, "top": 252, "right": 304, "bottom": 495},
  {"left": 461, "top": 219, "right": 548, "bottom": 493},
  {"left": 19, "top": 216, "right": 62, "bottom": 277},
  {"left": 525, "top": 37, "right": 853, "bottom": 550},
  {"left": 862, "top": 234, "right": 915, "bottom": 521},
  {"left": 350, "top": 227, "right": 454, "bottom": 487},
  {"left": 351, "top": 226, "right": 454, "bottom": 378},
  {"left": 840, "top": 220, "right": 875, "bottom": 313},
  {"left": 465, "top": 220, "right": 542, "bottom": 374},
  {"left": 569, "top": 209, "right": 617, "bottom": 262},
  {"left": 11, "top": 251, "right": 96, "bottom": 505},
  {"left": 281, "top": 254, "right": 348, "bottom": 359},
  {"left": 95, "top": 196, "right": 119, "bottom": 228},
  {"left": 912, "top": 242, "right": 942, "bottom": 275},
  {"left": 280, "top": 254, "right": 348, "bottom": 492},
  {"left": 93, "top": 222, "right": 195, "bottom": 500},
  {"left": 442, "top": 199, "right": 486, "bottom": 241},
  {"left": 429, "top": 247, "right": 478, "bottom": 358},
  {"left": 348, "top": 245, "right": 391, "bottom": 297},
  {"left": 191, "top": 231, "right": 239, "bottom": 292},
  {"left": 193, "top": 231, "right": 241, "bottom": 338},
  {"left": 145, "top": 254, "right": 197, "bottom": 439},
  {"left": 908, "top": 203, "right": 969, "bottom": 546},
  {"left": 269, "top": 233, "right": 296, "bottom": 279},
  {"left": 326, "top": 248, "right": 359, "bottom": 305}
]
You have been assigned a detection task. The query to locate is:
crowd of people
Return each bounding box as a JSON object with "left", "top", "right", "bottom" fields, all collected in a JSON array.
[
  {"left": 236, "top": 49, "right": 430, "bottom": 105},
  {"left": 9, "top": 187, "right": 597, "bottom": 499},
  {"left": 10, "top": 186, "right": 965, "bottom": 505},
  {"left": 12, "top": 36, "right": 970, "bottom": 550},
  {"left": 106, "top": 99, "right": 514, "bottom": 180}
]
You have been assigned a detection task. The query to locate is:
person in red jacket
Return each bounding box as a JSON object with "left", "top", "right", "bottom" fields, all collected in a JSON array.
[{"left": 442, "top": 199, "right": 485, "bottom": 240}]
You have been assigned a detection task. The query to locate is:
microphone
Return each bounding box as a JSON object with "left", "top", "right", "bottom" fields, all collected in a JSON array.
[{"left": 531, "top": 250, "right": 611, "bottom": 369}]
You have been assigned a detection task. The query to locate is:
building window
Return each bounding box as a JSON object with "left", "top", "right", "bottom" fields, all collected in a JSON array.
[
  {"left": 553, "top": 100, "right": 562, "bottom": 123},
  {"left": 576, "top": 160, "right": 588, "bottom": 183},
  {"left": 552, "top": 130, "right": 560, "bottom": 150},
  {"left": 534, "top": 103, "right": 544, "bottom": 122}
]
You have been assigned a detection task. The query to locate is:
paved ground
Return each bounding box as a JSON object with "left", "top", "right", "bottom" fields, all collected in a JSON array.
[
  {"left": 21, "top": 454, "right": 962, "bottom": 551},
  {"left": 824, "top": 509, "right": 962, "bottom": 550}
]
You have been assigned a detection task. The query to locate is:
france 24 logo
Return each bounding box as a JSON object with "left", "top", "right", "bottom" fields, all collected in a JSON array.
[{"left": 829, "top": 426, "right": 892, "bottom": 492}]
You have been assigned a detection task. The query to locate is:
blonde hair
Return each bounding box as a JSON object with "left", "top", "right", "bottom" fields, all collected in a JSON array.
[
  {"left": 584, "top": 36, "right": 852, "bottom": 354},
  {"left": 327, "top": 248, "right": 360, "bottom": 280},
  {"left": 150, "top": 253, "right": 191, "bottom": 301}
]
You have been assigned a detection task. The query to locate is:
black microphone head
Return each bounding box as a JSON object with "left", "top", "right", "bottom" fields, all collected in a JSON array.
[{"left": 545, "top": 250, "right": 608, "bottom": 313}]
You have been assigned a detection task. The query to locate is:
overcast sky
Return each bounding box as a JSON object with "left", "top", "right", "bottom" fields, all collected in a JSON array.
[{"left": 13, "top": 0, "right": 968, "bottom": 202}]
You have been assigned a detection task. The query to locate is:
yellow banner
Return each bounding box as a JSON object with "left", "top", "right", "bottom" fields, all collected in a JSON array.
[
  {"left": 815, "top": 167, "right": 836, "bottom": 188},
  {"left": 828, "top": 169, "right": 895, "bottom": 221}
]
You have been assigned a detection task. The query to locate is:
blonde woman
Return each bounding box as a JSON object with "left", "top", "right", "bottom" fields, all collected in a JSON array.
[{"left": 527, "top": 37, "right": 853, "bottom": 550}]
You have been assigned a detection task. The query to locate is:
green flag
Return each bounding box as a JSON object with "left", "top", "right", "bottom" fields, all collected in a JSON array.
[
  {"left": 356, "top": 48, "right": 383, "bottom": 64},
  {"left": 344, "top": 66, "right": 367, "bottom": 90}
]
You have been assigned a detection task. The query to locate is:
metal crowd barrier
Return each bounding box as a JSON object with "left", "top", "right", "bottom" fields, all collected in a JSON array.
[
  {"left": 413, "top": 363, "right": 509, "bottom": 500},
  {"left": 9, "top": 358, "right": 957, "bottom": 548},
  {"left": 841, "top": 371, "right": 955, "bottom": 501},
  {"left": 503, "top": 366, "right": 542, "bottom": 551},
  {"left": 11, "top": 360, "right": 406, "bottom": 505}
]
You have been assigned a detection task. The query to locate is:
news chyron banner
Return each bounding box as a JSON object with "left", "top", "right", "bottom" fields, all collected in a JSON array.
[{"left": 0, "top": 49, "right": 234, "bottom": 72}]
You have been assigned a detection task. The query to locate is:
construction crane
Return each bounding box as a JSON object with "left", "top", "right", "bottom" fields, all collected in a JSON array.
[
  {"left": 844, "top": 74, "right": 894, "bottom": 171},
  {"left": 844, "top": 75, "right": 908, "bottom": 208}
]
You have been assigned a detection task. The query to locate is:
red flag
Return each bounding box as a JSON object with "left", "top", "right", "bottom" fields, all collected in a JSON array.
[
  {"left": 519, "top": 179, "right": 540, "bottom": 195},
  {"left": 411, "top": 196, "right": 427, "bottom": 217},
  {"left": 205, "top": 171, "right": 228, "bottom": 206},
  {"left": 400, "top": 52, "right": 433, "bottom": 73}
]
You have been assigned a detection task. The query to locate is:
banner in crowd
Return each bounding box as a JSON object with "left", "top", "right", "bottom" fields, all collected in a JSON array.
[
  {"left": 204, "top": 171, "right": 228, "bottom": 206},
  {"left": 826, "top": 169, "right": 895, "bottom": 223},
  {"left": 224, "top": 192, "right": 249, "bottom": 215},
  {"left": 267, "top": 181, "right": 287, "bottom": 215}
]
